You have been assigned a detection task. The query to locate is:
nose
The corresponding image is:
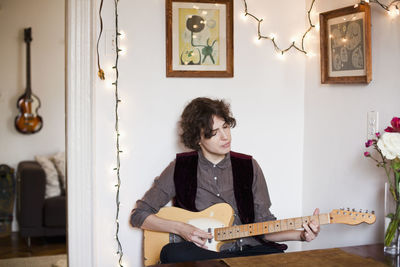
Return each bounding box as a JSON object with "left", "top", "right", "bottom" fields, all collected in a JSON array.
[{"left": 220, "top": 128, "right": 228, "bottom": 140}]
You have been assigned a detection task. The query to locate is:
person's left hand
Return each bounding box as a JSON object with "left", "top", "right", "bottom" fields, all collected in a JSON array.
[{"left": 300, "top": 208, "right": 320, "bottom": 242}]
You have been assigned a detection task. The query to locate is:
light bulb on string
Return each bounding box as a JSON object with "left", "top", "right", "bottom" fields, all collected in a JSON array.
[
  {"left": 110, "top": 181, "right": 118, "bottom": 190},
  {"left": 109, "top": 165, "right": 116, "bottom": 175},
  {"left": 120, "top": 148, "right": 129, "bottom": 158},
  {"left": 388, "top": 5, "right": 399, "bottom": 18},
  {"left": 106, "top": 80, "right": 115, "bottom": 90},
  {"left": 306, "top": 51, "right": 316, "bottom": 58},
  {"left": 240, "top": 12, "right": 248, "bottom": 21},
  {"left": 277, "top": 52, "right": 285, "bottom": 61},
  {"left": 118, "top": 30, "right": 126, "bottom": 40},
  {"left": 118, "top": 46, "right": 127, "bottom": 56},
  {"left": 253, "top": 36, "right": 262, "bottom": 45}
]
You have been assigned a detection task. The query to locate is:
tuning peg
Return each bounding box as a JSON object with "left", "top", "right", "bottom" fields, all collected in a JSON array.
[
  {"left": 359, "top": 209, "right": 362, "bottom": 213},
  {"left": 372, "top": 210, "right": 375, "bottom": 214},
  {"left": 347, "top": 208, "right": 350, "bottom": 211},
  {"left": 352, "top": 208, "right": 355, "bottom": 212}
]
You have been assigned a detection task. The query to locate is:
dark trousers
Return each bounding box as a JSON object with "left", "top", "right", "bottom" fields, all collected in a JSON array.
[{"left": 160, "top": 241, "right": 284, "bottom": 264}]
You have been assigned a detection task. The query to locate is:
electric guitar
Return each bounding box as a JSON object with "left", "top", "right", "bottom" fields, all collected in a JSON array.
[
  {"left": 143, "top": 203, "right": 376, "bottom": 266},
  {"left": 15, "top": 27, "right": 43, "bottom": 134}
]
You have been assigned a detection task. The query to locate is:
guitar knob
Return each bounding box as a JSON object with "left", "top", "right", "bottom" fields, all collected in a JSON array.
[
  {"left": 359, "top": 209, "right": 362, "bottom": 213},
  {"left": 372, "top": 210, "right": 375, "bottom": 214},
  {"left": 352, "top": 208, "right": 355, "bottom": 212},
  {"left": 347, "top": 208, "right": 350, "bottom": 211},
  {"left": 366, "top": 210, "right": 369, "bottom": 213}
]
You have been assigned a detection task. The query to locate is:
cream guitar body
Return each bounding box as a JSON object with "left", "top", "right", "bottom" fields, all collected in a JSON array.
[
  {"left": 143, "top": 203, "right": 375, "bottom": 266},
  {"left": 144, "top": 203, "right": 234, "bottom": 266}
]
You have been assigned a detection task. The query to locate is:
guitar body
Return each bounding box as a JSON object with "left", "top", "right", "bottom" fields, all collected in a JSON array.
[
  {"left": 15, "top": 92, "right": 43, "bottom": 134},
  {"left": 143, "top": 203, "right": 234, "bottom": 266}
]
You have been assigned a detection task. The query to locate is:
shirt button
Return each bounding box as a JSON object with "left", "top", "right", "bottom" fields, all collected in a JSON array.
[
  {"left": 214, "top": 176, "right": 217, "bottom": 180},
  {"left": 217, "top": 193, "right": 220, "bottom": 197},
  {"left": 240, "top": 239, "right": 243, "bottom": 242},
  {"left": 213, "top": 164, "right": 216, "bottom": 168}
]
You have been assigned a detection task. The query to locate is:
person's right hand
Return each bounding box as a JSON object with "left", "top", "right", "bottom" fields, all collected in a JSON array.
[{"left": 177, "top": 222, "right": 213, "bottom": 249}]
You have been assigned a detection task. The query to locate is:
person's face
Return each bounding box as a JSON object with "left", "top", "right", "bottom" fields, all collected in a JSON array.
[{"left": 199, "top": 116, "right": 231, "bottom": 164}]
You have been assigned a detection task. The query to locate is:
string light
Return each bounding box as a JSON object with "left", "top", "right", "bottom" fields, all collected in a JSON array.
[
  {"left": 242, "top": 0, "right": 317, "bottom": 55},
  {"left": 242, "top": 0, "right": 400, "bottom": 57},
  {"left": 368, "top": 0, "right": 400, "bottom": 16},
  {"left": 118, "top": 30, "right": 126, "bottom": 40},
  {"left": 94, "top": 0, "right": 126, "bottom": 264}
]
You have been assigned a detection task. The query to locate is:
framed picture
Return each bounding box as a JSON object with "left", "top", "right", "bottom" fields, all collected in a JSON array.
[
  {"left": 319, "top": 4, "right": 371, "bottom": 84},
  {"left": 166, "top": 0, "right": 233, "bottom": 77}
]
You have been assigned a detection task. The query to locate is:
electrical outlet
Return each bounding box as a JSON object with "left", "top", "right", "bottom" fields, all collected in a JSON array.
[
  {"left": 105, "top": 30, "right": 116, "bottom": 56},
  {"left": 367, "top": 111, "right": 379, "bottom": 140}
]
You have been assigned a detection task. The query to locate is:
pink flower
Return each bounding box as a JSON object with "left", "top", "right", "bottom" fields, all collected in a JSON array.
[
  {"left": 385, "top": 117, "right": 400, "bottom": 133},
  {"left": 376, "top": 132, "right": 381, "bottom": 138},
  {"left": 364, "top": 151, "right": 371, "bottom": 157},
  {"left": 365, "top": 140, "right": 374, "bottom": 147}
]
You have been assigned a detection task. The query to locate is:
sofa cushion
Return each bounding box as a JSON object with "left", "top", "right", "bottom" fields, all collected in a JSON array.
[
  {"left": 52, "top": 152, "right": 65, "bottom": 194},
  {"left": 43, "top": 196, "right": 66, "bottom": 227},
  {"left": 35, "top": 155, "right": 61, "bottom": 198}
]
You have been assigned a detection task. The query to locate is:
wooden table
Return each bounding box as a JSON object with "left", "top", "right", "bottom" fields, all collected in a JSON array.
[{"left": 152, "top": 244, "right": 398, "bottom": 266}]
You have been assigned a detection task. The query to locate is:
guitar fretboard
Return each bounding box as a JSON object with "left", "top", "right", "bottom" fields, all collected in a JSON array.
[{"left": 214, "top": 214, "right": 330, "bottom": 241}]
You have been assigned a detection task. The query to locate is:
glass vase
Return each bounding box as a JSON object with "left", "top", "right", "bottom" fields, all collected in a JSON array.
[{"left": 384, "top": 182, "right": 400, "bottom": 255}]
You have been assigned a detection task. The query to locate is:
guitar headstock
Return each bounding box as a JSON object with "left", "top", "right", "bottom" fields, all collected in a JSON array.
[
  {"left": 329, "top": 208, "right": 376, "bottom": 225},
  {"left": 24, "top": 28, "right": 32, "bottom": 43}
]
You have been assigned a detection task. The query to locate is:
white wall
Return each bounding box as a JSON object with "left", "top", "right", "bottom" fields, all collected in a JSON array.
[
  {"left": 302, "top": 0, "right": 400, "bottom": 251},
  {"left": 91, "top": 0, "right": 400, "bottom": 266},
  {"left": 94, "top": 0, "right": 305, "bottom": 266},
  {"left": 0, "top": 0, "right": 65, "bottom": 231}
]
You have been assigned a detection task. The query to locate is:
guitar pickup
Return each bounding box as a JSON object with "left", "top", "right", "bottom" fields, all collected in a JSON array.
[{"left": 169, "top": 233, "right": 184, "bottom": 243}]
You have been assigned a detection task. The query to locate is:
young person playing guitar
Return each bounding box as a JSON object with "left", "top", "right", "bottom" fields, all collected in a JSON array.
[{"left": 130, "top": 97, "right": 320, "bottom": 263}]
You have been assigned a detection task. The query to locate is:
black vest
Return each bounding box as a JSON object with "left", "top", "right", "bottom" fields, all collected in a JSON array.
[{"left": 172, "top": 151, "right": 255, "bottom": 224}]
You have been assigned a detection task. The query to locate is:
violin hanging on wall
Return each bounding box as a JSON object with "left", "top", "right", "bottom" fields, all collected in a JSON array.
[{"left": 15, "top": 28, "right": 43, "bottom": 134}]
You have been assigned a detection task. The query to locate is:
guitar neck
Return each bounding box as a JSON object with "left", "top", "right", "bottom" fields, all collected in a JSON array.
[
  {"left": 215, "top": 213, "right": 330, "bottom": 241},
  {"left": 24, "top": 28, "right": 32, "bottom": 98},
  {"left": 26, "top": 41, "right": 32, "bottom": 97}
]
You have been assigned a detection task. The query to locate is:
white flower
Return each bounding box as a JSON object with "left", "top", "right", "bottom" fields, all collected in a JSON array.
[{"left": 377, "top": 132, "right": 400, "bottom": 160}]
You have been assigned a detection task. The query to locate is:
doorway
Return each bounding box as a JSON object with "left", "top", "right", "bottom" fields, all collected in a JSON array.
[{"left": 0, "top": 0, "right": 67, "bottom": 262}]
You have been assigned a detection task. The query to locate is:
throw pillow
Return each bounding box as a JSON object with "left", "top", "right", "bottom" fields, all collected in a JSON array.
[
  {"left": 35, "top": 155, "right": 61, "bottom": 198},
  {"left": 52, "top": 151, "right": 65, "bottom": 194}
]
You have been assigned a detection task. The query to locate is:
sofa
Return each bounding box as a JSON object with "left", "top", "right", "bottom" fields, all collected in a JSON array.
[{"left": 17, "top": 161, "right": 66, "bottom": 246}]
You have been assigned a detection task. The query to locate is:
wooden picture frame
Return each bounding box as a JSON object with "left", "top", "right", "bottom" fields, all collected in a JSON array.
[
  {"left": 166, "top": 0, "right": 233, "bottom": 77},
  {"left": 319, "top": 4, "right": 372, "bottom": 84}
]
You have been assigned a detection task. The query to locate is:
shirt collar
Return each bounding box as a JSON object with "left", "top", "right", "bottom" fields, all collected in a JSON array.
[{"left": 198, "top": 150, "right": 231, "bottom": 169}]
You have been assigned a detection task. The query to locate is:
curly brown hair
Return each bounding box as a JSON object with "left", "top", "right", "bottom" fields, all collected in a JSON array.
[{"left": 179, "top": 97, "right": 236, "bottom": 150}]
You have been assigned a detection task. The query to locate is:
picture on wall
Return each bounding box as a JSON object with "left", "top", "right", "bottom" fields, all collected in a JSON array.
[
  {"left": 319, "top": 4, "right": 372, "bottom": 84},
  {"left": 166, "top": 0, "right": 233, "bottom": 77}
]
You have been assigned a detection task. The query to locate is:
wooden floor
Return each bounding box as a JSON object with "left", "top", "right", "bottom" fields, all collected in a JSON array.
[{"left": 0, "top": 232, "right": 66, "bottom": 259}]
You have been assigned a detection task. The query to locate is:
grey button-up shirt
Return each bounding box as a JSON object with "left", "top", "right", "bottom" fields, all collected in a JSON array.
[{"left": 130, "top": 151, "right": 276, "bottom": 249}]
